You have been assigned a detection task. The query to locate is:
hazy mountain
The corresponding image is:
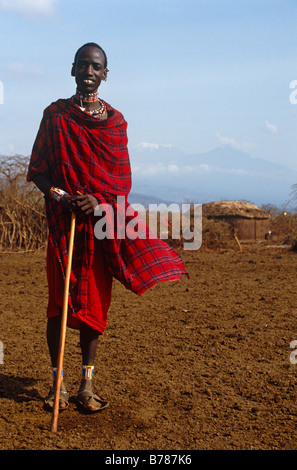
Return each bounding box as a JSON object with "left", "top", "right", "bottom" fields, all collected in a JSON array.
[{"left": 129, "top": 143, "right": 297, "bottom": 208}]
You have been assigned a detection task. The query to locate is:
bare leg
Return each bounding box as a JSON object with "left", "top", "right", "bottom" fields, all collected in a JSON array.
[
  {"left": 76, "top": 323, "right": 108, "bottom": 411},
  {"left": 45, "top": 315, "right": 68, "bottom": 408},
  {"left": 80, "top": 322, "right": 100, "bottom": 365},
  {"left": 46, "top": 315, "right": 61, "bottom": 368},
  {"left": 47, "top": 316, "right": 107, "bottom": 410}
]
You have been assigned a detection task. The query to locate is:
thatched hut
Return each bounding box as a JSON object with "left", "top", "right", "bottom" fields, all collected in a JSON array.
[{"left": 202, "top": 200, "right": 271, "bottom": 241}]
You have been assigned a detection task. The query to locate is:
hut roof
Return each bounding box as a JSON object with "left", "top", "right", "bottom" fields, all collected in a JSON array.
[{"left": 202, "top": 200, "right": 270, "bottom": 219}]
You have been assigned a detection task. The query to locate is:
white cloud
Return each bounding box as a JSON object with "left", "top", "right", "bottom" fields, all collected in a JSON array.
[
  {"left": 168, "top": 164, "right": 178, "bottom": 173},
  {"left": 216, "top": 132, "right": 257, "bottom": 153},
  {"left": 199, "top": 164, "right": 210, "bottom": 172},
  {"left": 135, "top": 142, "right": 173, "bottom": 151},
  {"left": 133, "top": 162, "right": 166, "bottom": 176},
  {"left": 137, "top": 142, "right": 160, "bottom": 150},
  {"left": 265, "top": 120, "right": 278, "bottom": 134},
  {"left": 132, "top": 162, "right": 212, "bottom": 177},
  {"left": 0, "top": 0, "right": 57, "bottom": 18},
  {"left": 4, "top": 61, "right": 43, "bottom": 76},
  {"left": 216, "top": 133, "right": 242, "bottom": 150}
]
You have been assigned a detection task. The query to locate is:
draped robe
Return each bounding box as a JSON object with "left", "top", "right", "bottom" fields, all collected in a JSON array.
[{"left": 27, "top": 98, "right": 188, "bottom": 332}]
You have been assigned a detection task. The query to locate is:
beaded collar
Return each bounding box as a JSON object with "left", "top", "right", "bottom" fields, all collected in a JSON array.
[
  {"left": 71, "top": 89, "right": 106, "bottom": 118},
  {"left": 75, "top": 89, "right": 98, "bottom": 103}
]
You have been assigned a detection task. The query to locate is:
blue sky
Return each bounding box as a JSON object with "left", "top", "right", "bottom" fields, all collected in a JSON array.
[{"left": 0, "top": 0, "right": 297, "bottom": 171}]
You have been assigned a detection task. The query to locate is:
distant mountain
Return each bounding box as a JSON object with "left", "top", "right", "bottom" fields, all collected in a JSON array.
[
  {"left": 128, "top": 192, "right": 173, "bottom": 206},
  {"left": 129, "top": 143, "right": 297, "bottom": 208}
]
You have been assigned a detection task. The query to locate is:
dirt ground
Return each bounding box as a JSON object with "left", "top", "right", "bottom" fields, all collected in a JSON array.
[{"left": 1, "top": 242, "right": 297, "bottom": 451}]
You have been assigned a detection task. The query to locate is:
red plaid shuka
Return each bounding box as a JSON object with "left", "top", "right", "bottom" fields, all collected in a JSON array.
[{"left": 27, "top": 98, "right": 188, "bottom": 331}]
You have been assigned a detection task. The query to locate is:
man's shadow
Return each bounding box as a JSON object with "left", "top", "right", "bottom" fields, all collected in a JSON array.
[{"left": 0, "top": 373, "right": 44, "bottom": 404}]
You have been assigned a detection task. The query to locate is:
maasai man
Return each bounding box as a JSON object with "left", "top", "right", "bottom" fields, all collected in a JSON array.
[{"left": 27, "top": 43, "right": 188, "bottom": 413}]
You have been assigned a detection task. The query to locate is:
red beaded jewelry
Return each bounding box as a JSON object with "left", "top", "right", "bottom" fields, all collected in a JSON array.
[{"left": 49, "top": 187, "right": 66, "bottom": 202}]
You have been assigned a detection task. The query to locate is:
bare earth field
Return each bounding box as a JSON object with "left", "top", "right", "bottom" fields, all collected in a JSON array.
[{"left": 1, "top": 243, "right": 297, "bottom": 451}]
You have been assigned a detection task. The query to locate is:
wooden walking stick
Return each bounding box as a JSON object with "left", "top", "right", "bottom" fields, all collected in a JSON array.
[{"left": 51, "top": 211, "right": 76, "bottom": 433}]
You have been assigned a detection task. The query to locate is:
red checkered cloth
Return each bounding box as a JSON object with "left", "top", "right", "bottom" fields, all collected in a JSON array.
[{"left": 27, "top": 98, "right": 188, "bottom": 321}]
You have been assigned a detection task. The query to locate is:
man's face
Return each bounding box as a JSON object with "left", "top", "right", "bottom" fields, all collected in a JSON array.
[{"left": 72, "top": 46, "right": 107, "bottom": 94}]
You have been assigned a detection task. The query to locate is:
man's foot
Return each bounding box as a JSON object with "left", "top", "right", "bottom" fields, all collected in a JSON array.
[
  {"left": 44, "top": 384, "right": 69, "bottom": 411},
  {"left": 76, "top": 380, "right": 109, "bottom": 413},
  {"left": 76, "top": 390, "right": 109, "bottom": 412}
]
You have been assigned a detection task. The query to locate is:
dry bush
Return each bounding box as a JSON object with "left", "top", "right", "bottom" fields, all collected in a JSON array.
[
  {"left": 0, "top": 155, "right": 47, "bottom": 252},
  {"left": 270, "top": 213, "right": 297, "bottom": 247},
  {"left": 200, "top": 216, "right": 235, "bottom": 250},
  {"left": 146, "top": 205, "right": 235, "bottom": 251}
]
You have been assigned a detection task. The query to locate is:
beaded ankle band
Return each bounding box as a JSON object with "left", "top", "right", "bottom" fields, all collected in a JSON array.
[
  {"left": 52, "top": 367, "right": 63, "bottom": 380},
  {"left": 82, "top": 365, "right": 94, "bottom": 380}
]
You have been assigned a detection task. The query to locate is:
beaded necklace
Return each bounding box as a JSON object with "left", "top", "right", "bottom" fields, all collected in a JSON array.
[
  {"left": 71, "top": 89, "right": 107, "bottom": 119},
  {"left": 75, "top": 89, "right": 98, "bottom": 103}
]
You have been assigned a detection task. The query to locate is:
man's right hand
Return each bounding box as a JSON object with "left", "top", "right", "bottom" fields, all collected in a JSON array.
[{"left": 60, "top": 194, "right": 77, "bottom": 211}]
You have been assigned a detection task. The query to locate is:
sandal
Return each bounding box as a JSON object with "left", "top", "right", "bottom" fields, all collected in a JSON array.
[
  {"left": 76, "top": 390, "right": 109, "bottom": 413},
  {"left": 44, "top": 387, "right": 69, "bottom": 411}
]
